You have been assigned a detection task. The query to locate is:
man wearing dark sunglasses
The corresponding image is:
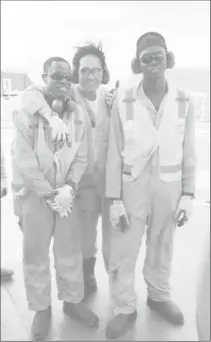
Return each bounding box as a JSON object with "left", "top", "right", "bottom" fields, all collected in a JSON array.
[
  {"left": 11, "top": 56, "right": 99, "bottom": 340},
  {"left": 105, "top": 32, "right": 196, "bottom": 339},
  {"left": 19, "top": 45, "right": 114, "bottom": 300}
]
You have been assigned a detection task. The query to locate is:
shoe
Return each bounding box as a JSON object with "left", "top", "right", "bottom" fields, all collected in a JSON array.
[
  {"left": 63, "top": 302, "right": 99, "bottom": 328},
  {"left": 1, "top": 267, "right": 14, "bottom": 282},
  {"left": 106, "top": 311, "right": 137, "bottom": 339},
  {"left": 31, "top": 306, "right": 52, "bottom": 341},
  {"left": 83, "top": 257, "right": 98, "bottom": 298},
  {"left": 147, "top": 297, "right": 184, "bottom": 325}
]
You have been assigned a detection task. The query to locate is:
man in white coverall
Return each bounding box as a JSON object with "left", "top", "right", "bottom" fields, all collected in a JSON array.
[
  {"left": 105, "top": 32, "right": 196, "bottom": 339},
  {"left": 70, "top": 43, "right": 112, "bottom": 296},
  {"left": 12, "top": 57, "right": 99, "bottom": 341},
  {"left": 19, "top": 44, "right": 113, "bottom": 298}
]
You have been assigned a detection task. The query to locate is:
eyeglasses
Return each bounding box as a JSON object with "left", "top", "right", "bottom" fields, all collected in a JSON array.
[
  {"left": 80, "top": 67, "right": 103, "bottom": 77},
  {"left": 46, "top": 71, "right": 72, "bottom": 82},
  {"left": 139, "top": 53, "right": 166, "bottom": 65}
]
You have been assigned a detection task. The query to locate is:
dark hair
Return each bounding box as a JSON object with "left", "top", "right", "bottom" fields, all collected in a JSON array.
[
  {"left": 71, "top": 43, "right": 110, "bottom": 84},
  {"left": 43, "top": 56, "right": 70, "bottom": 73}
]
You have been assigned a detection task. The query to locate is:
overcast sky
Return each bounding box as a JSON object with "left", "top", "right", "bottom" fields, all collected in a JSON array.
[{"left": 1, "top": 1, "right": 210, "bottom": 84}]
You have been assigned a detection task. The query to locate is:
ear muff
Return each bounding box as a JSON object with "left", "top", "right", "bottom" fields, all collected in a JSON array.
[
  {"left": 166, "top": 51, "right": 175, "bottom": 69},
  {"left": 131, "top": 57, "right": 142, "bottom": 74},
  {"left": 102, "top": 64, "right": 110, "bottom": 84}
]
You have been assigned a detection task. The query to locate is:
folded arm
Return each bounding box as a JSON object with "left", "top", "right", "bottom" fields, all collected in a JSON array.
[
  {"left": 105, "top": 98, "right": 124, "bottom": 200},
  {"left": 13, "top": 110, "right": 53, "bottom": 197},
  {"left": 66, "top": 114, "right": 88, "bottom": 191},
  {"left": 182, "top": 97, "right": 196, "bottom": 196}
]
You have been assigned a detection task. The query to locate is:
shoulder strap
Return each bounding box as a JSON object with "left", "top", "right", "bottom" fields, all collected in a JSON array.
[
  {"left": 73, "top": 105, "right": 84, "bottom": 142},
  {"left": 176, "top": 89, "right": 190, "bottom": 119},
  {"left": 123, "top": 88, "right": 136, "bottom": 120},
  {"left": 117, "top": 87, "right": 136, "bottom": 122}
]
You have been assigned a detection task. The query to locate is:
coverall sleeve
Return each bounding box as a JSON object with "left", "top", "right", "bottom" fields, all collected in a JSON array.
[
  {"left": 1, "top": 147, "right": 7, "bottom": 188},
  {"left": 13, "top": 110, "right": 53, "bottom": 197},
  {"left": 20, "top": 85, "right": 51, "bottom": 116},
  {"left": 96, "top": 87, "right": 110, "bottom": 173},
  {"left": 105, "top": 98, "right": 124, "bottom": 200},
  {"left": 182, "top": 97, "right": 196, "bottom": 195},
  {"left": 66, "top": 120, "right": 88, "bottom": 190}
]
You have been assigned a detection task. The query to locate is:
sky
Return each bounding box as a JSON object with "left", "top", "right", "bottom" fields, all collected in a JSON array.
[{"left": 1, "top": 1, "right": 210, "bottom": 84}]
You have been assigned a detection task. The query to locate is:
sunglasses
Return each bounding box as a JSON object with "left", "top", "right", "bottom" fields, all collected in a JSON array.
[
  {"left": 140, "top": 53, "right": 166, "bottom": 65},
  {"left": 46, "top": 71, "right": 72, "bottom": 82}
]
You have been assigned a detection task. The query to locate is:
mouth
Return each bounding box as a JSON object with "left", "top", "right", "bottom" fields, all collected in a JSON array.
[
  {"left": 59, "top": 86, "right": 68, "bottom": 91},
  {"left": 148, "top": 66, "right": 161, "bottom": 73}
]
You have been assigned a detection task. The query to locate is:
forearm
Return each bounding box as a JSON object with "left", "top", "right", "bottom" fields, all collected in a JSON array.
[
  {"left": 20, "top": 85, "right": 50, "bottom": 116},
  {"left": 13, "top": 111, "right": 53, "bottom": 197},
  {"left": 66, "top": 130, "right": 88, "bottom": 190},
  {"left": 182, "top": 99, "right": 196, "bottom": 195},
  {"left": 105, "top": 100, "right": 123, "bottom": 200},
  {"left": 1, "top": 149, "right": 7, "bottom": 187}
]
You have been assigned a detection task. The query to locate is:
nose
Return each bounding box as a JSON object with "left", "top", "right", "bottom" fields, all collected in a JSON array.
[
  {"left": 150, "top": 57, "right": 158, "bottom": 65},
  {"left": 88, "top": 73, "right": 95, "bottom": 80},
  {"left": 61, "top": 77, "right": 68, "bottom": 84}
]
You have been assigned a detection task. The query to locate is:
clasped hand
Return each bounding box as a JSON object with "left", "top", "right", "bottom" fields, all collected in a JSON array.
[{"left": 46, "top": 185, "right": 75, "bottom": 218}]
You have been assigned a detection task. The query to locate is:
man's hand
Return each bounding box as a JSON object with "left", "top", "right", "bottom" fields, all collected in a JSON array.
[
  {"left": 110, "top": 200, "right": 129, "bottom": 232},
  {"left": 48, "top": 116, "right": 71, "bottom": 145},
  {"left": 49, "top": 185, "right": 75, "bottom": 211},
  {"left": 46, "top": 198, "right": 72, "bottom": 218},
  {"left": 105, "top": 90, "right": 116, "bottom": 107},
  {"left": 175, "top": 195, "right": 193, "bottom": 227},
  {"left": 46, "top": 185, "right": 75, "bottom": 218}
]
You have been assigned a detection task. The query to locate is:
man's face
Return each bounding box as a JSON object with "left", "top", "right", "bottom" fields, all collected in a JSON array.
[
  {"left": 78, "top": 55, "right": 103, "bottom": 93},
  {"left": 138, "top": 46, "right": 167, "bottom": 80},
  {"left": 43, "top": 61, "right": 72, "bottom": 98}
]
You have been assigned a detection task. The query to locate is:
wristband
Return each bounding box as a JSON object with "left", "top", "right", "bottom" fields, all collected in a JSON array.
[
  {"left": 66, "top": 180, "right": 78, "bottom": 192},
  {"left": 113, "top": 200, "right": 123, "bottom": 205},
  {"left": 182, "top": 192, "right": 195, "bottom": 199},
  {"left": 40, "top": 110, "right": 57, "bottom": 123}
]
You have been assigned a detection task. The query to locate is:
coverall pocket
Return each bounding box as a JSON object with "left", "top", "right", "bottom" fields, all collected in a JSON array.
[
  {"left": 175, "top": 119, "right": 185, "bottom": 136},
  {"left": 122, "top": 174, "right": 133, "bottom": 182}
]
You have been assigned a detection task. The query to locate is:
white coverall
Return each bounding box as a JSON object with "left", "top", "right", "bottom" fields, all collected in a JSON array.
[
  {"left": 72, "top": 85, "right": 110, "bottom": 265},
  {"left": 106, "top": 82, "right": 196, "bottom": 315},
  {"left": 17, "top": 85, "right": 111, "bottom": 267},
  {"left": 12, "top": 95, "right": 88, "bottom": 311}
]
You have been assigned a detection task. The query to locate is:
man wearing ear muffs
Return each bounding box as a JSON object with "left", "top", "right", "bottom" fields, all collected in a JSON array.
[
  {"left": 11, "top": 57, "right": 99, "bottom": 341},
  {"left": 13, "top": 46, "right": 114, "bottom": 299},
  {"left": 105, "top": 32, "right": 196, "bottom": 339}
]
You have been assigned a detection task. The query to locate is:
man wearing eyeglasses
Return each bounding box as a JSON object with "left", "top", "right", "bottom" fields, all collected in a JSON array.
[
  {"left": 70, "top": 43, "right": 113, "bottom": 298},
  {"left": 105, "top": 32, "right": 196, "bottom": 339},
  {"left": 12, "top": 57, "right": 99, "bottom": 341}
]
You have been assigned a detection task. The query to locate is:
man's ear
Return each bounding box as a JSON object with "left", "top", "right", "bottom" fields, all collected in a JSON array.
[{"left": 42, "top": 74, "right": 47, "bottom": 84}]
